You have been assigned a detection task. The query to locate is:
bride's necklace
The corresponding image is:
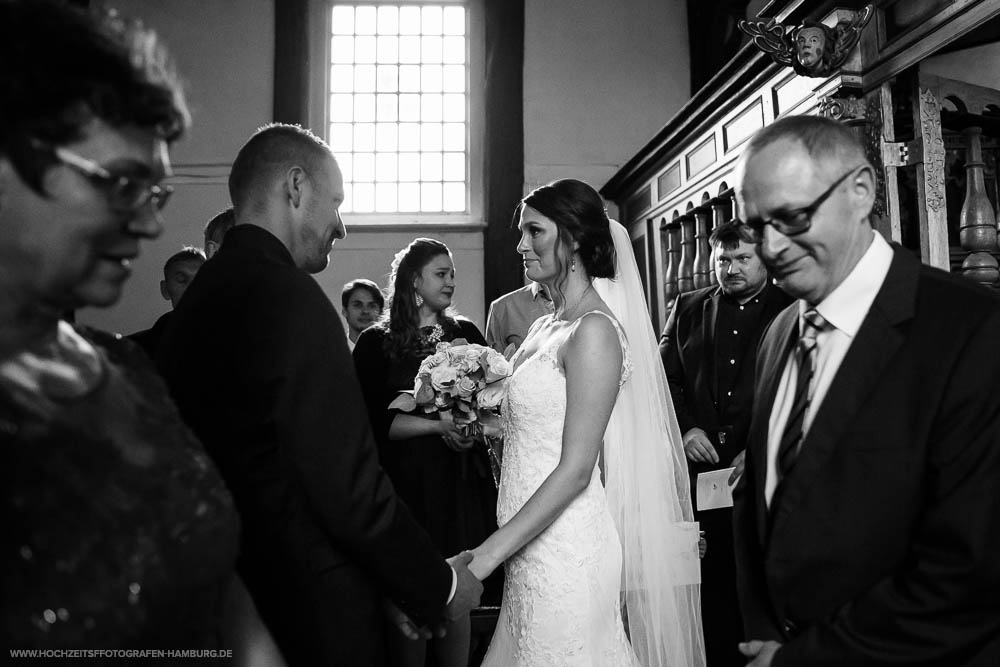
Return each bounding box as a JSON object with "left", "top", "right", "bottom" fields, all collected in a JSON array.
[{"left": 556, "top": 283, "right": 593, "bottom": 320}]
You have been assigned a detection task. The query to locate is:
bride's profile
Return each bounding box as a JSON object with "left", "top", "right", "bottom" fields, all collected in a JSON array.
[{"left": 468, "top": 179, "right": 705, "bottom": 666}]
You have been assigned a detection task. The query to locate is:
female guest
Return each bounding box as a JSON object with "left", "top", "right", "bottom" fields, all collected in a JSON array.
[
  {"left": 354, "top": 238, "right": 495, "bottom": 667},
  {"left": 0, "top": 2, "right": 275, "bottom": 661}
]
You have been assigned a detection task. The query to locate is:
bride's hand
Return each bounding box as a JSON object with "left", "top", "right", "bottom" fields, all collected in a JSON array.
[
  {"left": 476, "top": 409, "right": 503, "bottom": 439},
  {"left": 467, "top": 547, "right": 498, "bottom": 581}
]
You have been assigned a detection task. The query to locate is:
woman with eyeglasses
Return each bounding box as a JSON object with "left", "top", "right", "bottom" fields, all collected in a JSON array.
[{"left": 0, "top": 2, "right": 277, "bottom": 660}]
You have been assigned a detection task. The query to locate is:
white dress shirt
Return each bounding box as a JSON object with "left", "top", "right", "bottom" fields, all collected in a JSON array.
[{"left": 764, "top": 232, "right": 894, "bottom": 506}]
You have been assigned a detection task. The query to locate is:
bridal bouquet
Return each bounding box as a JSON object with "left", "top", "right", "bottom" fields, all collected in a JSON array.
[{"left": 389, "top": 339, "right": 510, "bottom": 484}]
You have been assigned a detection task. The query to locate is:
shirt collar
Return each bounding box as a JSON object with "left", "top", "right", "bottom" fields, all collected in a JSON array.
[
  {"left": 802, "top": 231, "right": 893, "bottom": 338},
  {"left": 530, "top": 282, "right": 550, "bottom": 301}
]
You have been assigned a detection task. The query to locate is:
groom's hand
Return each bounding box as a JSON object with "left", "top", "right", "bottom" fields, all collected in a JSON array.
[
  {"left": 739, "top": 639, "right": 781, "bottom": 666},
  {"left": 443, "top": 551, "right": 483, "bottom": 622},
  {"left": 381, "top": 598, "right": 431, "bottom": 641}
]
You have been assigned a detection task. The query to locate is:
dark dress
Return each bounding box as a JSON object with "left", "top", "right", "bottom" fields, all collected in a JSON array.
[
  {"left": 353, "top": 319, "right": 498, "bottom": 559},
  {"left": 1, "top": 327, "right": 239, "bottom": 661}
]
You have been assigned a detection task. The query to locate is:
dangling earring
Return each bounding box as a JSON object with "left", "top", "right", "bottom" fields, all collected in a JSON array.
[
  {"left": 571, "top": 256, "right": 577, "bottom": 272},
  {"left": 415, "top": 293, "right": 424, "bottom": 307}
]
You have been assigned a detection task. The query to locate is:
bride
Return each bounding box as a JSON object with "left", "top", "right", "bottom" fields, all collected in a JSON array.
[{"left": 468, "top": 179, "right": 706, "bottom": 666}]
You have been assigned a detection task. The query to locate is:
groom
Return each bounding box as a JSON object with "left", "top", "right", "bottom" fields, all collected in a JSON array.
[
  {"left": 158, "top": 124, "right": 482, "bottom": 665},
  {"left": 733, "top": 115, "right": 1000, "bottom": 666}
]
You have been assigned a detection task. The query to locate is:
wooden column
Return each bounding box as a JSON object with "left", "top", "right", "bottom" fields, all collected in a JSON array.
[
  {"left": 677, "top": 214, "right": 695, "bottom": 294},
  {"left": 662, "top": 220, "right": 680, "bottom": 313},
  {"left": 958, "top": 126, "right": 999, "bottom": 286},
  {"left": 709, "top": 192, "right": 735, "bottom": 287},
  {"left": 711, "top": 191, "right": 733, "bottom": 230},
  {"left": 693, "top": 207, "right": 712, "bottom": 289},
  {"left": 913, "top": 77, "right": 950, "bottom": 270}
]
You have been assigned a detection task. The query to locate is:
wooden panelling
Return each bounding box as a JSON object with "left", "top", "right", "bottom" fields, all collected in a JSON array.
[
  {"left": 773, "top": 72, "right": 819, "bottom": 117},
  {"left": 657, "top": 163, "right": 682, "bottom": 199},
  {"left": 686, "top": 135, "right": 718, "bottom": 179},
  {"left": 624, "top": 185, "right": 651, "bottom": 223},
  {"left": 724, "top": 98, "right": 765, "bottom": 153}
]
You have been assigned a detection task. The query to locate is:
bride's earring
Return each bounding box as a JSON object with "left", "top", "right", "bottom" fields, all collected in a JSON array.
[
  {"left": 571, "top": 257, "right": 577, "bottom": 272},
  {"left": 415, "top": 293, "right": 424, "bottom": 307}
]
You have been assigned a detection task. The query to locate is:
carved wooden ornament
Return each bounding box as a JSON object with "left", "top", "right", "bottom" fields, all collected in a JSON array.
[{"left": 738, "top": 5, "right": 874, "bottom": 78}]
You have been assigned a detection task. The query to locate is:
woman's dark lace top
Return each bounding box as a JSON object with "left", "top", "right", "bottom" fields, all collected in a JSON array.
[{"left": 1, "top": 327, "right": 239, "bottom": 654}]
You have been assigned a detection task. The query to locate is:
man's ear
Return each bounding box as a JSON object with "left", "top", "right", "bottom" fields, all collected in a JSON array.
[
  {"left": 285, "top": 166, "right": 307, "bottom": 208},
  {"left": 160, "top": 279, "right": 169, "bottom": 301},
  {"left": 850, "top": 164, "right": 877, "bottom": 216}
]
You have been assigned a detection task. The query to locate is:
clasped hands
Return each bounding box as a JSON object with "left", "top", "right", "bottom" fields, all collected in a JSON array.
[{"left": 383, "top": 550, "right": 488, "bottom": 641}]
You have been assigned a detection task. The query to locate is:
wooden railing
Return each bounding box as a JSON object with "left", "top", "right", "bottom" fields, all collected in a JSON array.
[{"left": 659, "top": 187, "right": 737, "bottom": 317}]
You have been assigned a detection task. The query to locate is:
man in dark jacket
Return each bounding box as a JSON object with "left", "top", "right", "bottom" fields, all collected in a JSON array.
[
  {"left": 158, "top": 124, "right": 481, "bottom": 666},
  {"left": 660, "top": 219, "right": 791, "bottom": 666},
  {"left": 734, "top": 115, "right": 1000, "bottom": 667}
]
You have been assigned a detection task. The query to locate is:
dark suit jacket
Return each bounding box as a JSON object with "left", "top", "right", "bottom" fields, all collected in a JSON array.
[
  {"left": 660, "top": 282, "right": 792, "bottom": 474},
  {"left": 127, "top": 310, "right": 172, "bottom": 360},
  {"left": 734, "top": 246, "right": 1000, "bottom": 666},
  {"left": 157, "top": 225, "right": 452, "bottom": 666}
]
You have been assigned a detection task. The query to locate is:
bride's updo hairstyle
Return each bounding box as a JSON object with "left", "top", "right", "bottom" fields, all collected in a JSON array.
[{"left": 518, "top": 179, "right": 616, "bottom": 294}]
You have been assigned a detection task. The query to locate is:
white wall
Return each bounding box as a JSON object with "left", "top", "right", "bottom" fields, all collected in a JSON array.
[
  {"left": 523, "top": 0, "right": 690, "bottom": 203},
  {"left": 80, "top": 0, "right": 691, "bottom": 334},
  {"left": 923, "top": 42, "right": 1000, "bottom": 90},
  {"left": 78, "top": 0, "right": 275, "bottom": 335}
]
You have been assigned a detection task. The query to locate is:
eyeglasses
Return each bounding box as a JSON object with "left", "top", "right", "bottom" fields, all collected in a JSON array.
[
  {"left": 47, "top": 145, "right": 173, "bottom": 213},
  {"left": 739, "top": 165, "right": 865, "bottom": 237}
]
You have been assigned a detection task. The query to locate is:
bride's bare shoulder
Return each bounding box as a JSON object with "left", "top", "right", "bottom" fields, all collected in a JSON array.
[{"left": 564, "top": 311, "right": 622, "bottom": 363}]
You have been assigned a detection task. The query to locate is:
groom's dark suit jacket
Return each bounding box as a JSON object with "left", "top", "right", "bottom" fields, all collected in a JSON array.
[
  {"left": 157, "top": 225, "right": 451, "bottom": 666},
  {"left": 734, "top": 246, "right": 1000, "bottom": 666}
]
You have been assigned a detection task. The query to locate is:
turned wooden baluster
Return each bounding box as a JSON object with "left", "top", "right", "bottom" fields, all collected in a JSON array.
[
  {"left": 709, "top": 191, "right": 735, "bottom": 287},
  {"left": 677, "top": 214, "right": 695, "bottom": 294},
  {"left": 959, "top": 126, "right": 999, "bottom": 286},
  {"left": 663, "top": 220, "right": 680, "bottom": 313},
  {"left": 693, "top": 207, "right": 712, "bottom": 289},
  {"left": 712, "top": 190, "right": 734, "bottom": 227}
]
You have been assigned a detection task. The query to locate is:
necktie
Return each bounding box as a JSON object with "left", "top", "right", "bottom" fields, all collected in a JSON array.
[{"left": 776, "top": 309, "right": 827, "bottom": 480}]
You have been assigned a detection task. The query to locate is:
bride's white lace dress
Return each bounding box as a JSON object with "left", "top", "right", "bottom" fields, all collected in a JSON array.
[{"left": 481, "top": 311, "right": 640, "bottom": 666}]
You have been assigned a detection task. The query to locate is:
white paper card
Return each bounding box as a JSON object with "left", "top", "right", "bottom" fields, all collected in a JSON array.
[{"left": 697, "top": 467, "right": 736, "bottom": 511}]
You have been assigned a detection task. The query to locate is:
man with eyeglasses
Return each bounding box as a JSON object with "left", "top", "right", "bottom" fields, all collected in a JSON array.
[{"left": 731, "top": 115, "right": 1000, "bottom": 667}]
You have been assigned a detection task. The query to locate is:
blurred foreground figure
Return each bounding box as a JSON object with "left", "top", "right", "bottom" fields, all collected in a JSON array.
[
  {"left": 0, "top": 0, "right": 256, "bottom": 654},
  {"left": 733, "top": 115, "right": 1000, "bottom": 667}
]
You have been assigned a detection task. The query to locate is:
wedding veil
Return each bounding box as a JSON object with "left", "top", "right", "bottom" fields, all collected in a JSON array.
[{"left": 594, "top": 220, "right": 706, "bottom": 667}]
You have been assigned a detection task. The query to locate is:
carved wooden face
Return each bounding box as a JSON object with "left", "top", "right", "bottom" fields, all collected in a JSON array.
[{"left": 795, "top": 26, "right": 826, "bottom": 68}]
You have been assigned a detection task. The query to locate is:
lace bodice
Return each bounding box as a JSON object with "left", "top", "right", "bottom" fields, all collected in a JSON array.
[
  {"left": 498, "top": 311, "right": 631, "bottom": 525},
  {"left": 484, "top": 310, "right": 637, "bottom": 666}
]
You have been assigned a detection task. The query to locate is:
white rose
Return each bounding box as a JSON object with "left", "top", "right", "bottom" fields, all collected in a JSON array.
[
  {"left": 456, "top": 376, "right": 477, "bottom": 399},
  {"left": 482, "top": 350, "right": 513, "bottom": 383},
  {"left": 421, "top": 351, "right": 447, "bottom": 371},
  {"left": 476, "top": 379, "right": 506, "bottom": 409},
  {"left": 429, "top": 365, "right": 458, "bottom": 391}
]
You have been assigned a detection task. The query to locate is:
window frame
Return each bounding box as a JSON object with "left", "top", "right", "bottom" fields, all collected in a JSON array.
[{"left": 307, "top": 0, "right": 485, "bottom": 229}]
